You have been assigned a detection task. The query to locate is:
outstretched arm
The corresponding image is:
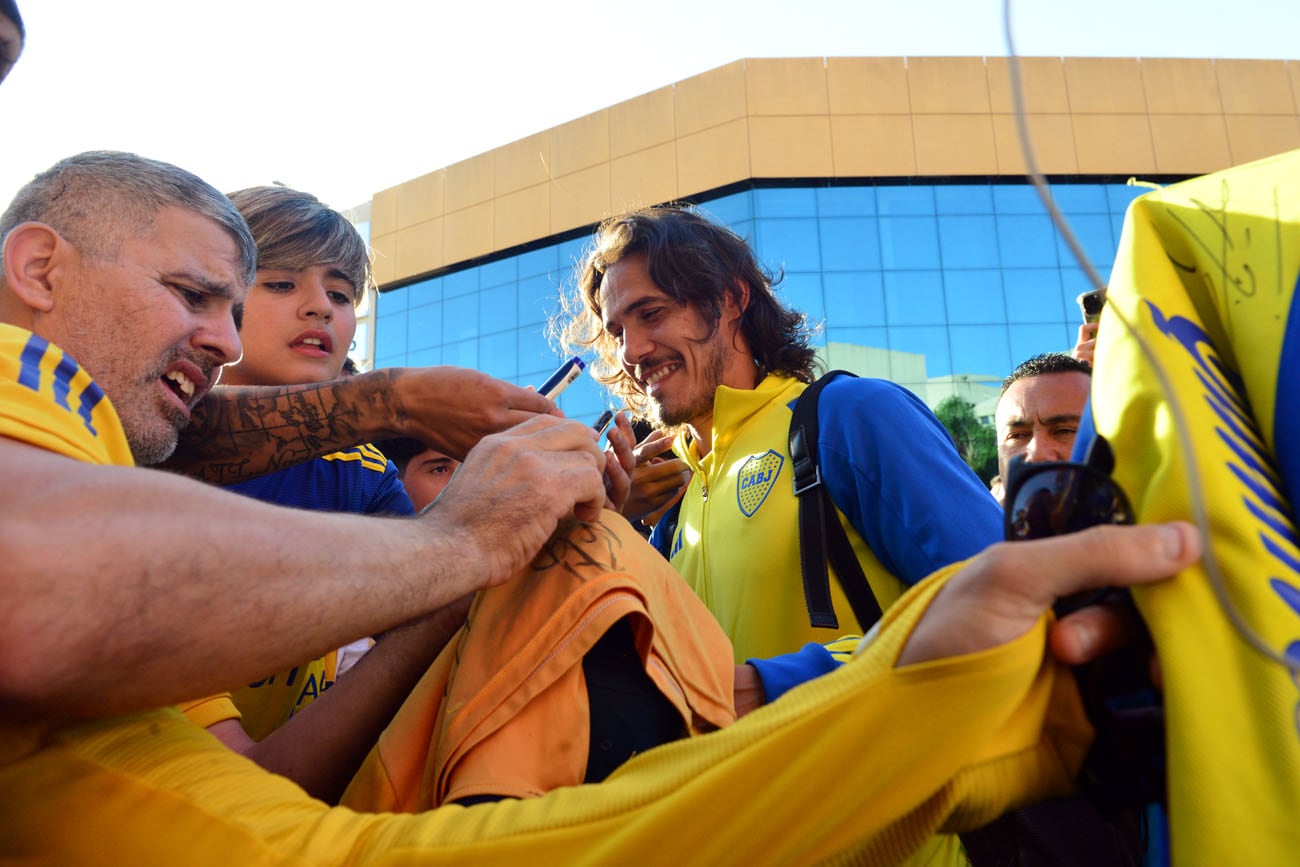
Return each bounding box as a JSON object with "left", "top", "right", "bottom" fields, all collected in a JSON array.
[
  {"left": 162, "top": 366, "right": 559, "bottom": 484},
  {"left": 0, "top": 414, "right": 606, "bottom": 721}
]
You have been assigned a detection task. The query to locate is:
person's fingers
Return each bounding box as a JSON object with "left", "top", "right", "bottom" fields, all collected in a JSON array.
[
  {"left": 633, "top": 429, "right": 676, "bottom": 465},
  {"left": 1048, "top": 593, "right": 1143, "bottom": 665},
  {"left": 1019, "top": 522, "right": 1201, "bottom": 608},
  {"left": 899, "top": 522, "right": 1200, "bottom": 666}
]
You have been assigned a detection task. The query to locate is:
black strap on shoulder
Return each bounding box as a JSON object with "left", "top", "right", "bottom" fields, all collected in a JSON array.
[{"left": 789, "top": 371, "right": 883, "bottom": 632}]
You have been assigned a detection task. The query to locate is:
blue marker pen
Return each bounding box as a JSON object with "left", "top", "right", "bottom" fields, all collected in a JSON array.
[{"left": 538, "top": 356, "right": 585, "bottom": 398}]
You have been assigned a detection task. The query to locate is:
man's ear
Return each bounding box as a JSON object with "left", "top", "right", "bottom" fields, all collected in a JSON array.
[
  {"left": 2, "top": 222, "right": 62, "bottom": 314},
  {"left": 724, "top": 278, "right": 751, "bottom": 323}
]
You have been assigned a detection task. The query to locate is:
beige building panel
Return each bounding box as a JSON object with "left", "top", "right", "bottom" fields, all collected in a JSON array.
[
  {"left": 550, "top": 110, "right": 611, "bottom": 178},
  {"left": 749, "top": 116, "right": 833, "bottom": 177},
  {"left": 611, "top": 142, "right": 678, "bottom": 211},
  {"left": 494, "top": 184, "right": 550, "bottom": 252},
  {"left": 609, "top": 86, "right": 675, "bottom": 158},
  {"left": 1292, "top": 63, "right": 1300, "bottom": 114},
  {"left": 913, "top": 114, "right": 998, "bottom": 175},
  {"left": 494, "top": 132, "right": 553, "bottom": 196},
  {"left": 1149, "top": 115, "right": 1232, "bottom": 174},
  {"left": 907, "top": 57, "right": 991, "bottom": 114},
  {"left": 442, "top": 203, "right": 494, "bottom": 265},
  {"left": 1224, "top": 115, "right": 1300, "bottom": 166},
  {"left": 1063, "top": 58, "right": 1147, "bottom": 113},
  {"left": 394, "top": 171, "right": 445, "bottom": 228},
  {"left": 370, "top": 234, "right": 397, "bottom": 287},
  {"left": 1216, "top": 60, "right": 1296, "bottom": 114},
  {"left": 991, "top": 114, "right": 1078, "bottom": 175},
  {"left": 676, "top": 118, "right": 751, "bottom": 197},
  {"left": 986, "top": 57, "right": 1069, "bottom": 114},
  {"left": 444, "top": 153, "right": 495, "bottom": 213},
  {"left": 827, "top": 57, "right": 910, "bottom": 114},
  {"left": 392, "top": 219, "right": 444, "bottom": 280},
  {"left": 830, "top": 115, "right": 916, "bottom": 175},
  {"left": 370, "top": 187, "right": 399, "bottom": 239},
  {"left": 1071, "top": 114, "right": 1157, "bottom": 173},
  {"left": 1141, "top": 59, "right": 1221, "bottom": 114},
  {"left": 675, "top": 60, "right": 747, "bottom": 137},
  {"left": 550, "top": 163, "right": 611, "bottom": 234},
  {"left": 745, "top": 57, "right": 829, "bottom": 115}
]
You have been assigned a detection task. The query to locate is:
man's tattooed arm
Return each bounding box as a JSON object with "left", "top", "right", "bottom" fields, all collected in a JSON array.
[
  {"left": 162, "top": 366, "right": 560, "bottom": 485},
  {"left": 161, "top": 372, "right": 395, "bottom": 484}
]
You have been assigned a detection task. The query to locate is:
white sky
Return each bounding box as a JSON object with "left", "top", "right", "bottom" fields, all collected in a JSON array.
[{"left": 2, "top": 0, "right": 1297, "bottom": 212}]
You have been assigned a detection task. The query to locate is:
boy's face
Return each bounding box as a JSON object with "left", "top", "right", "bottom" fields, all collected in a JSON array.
[
  {"left": 399, "top": 448, "right": 460, "bottom": 512},
  {"left": 219, "top": 263, "right": 358, "bottom": 387}
]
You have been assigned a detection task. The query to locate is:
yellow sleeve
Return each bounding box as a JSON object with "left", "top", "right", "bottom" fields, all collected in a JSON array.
[
  {"left": 339, "top": 562, "right": 1091, "bottom": 865},
  {"left": 176, "top": 693, "right": 241, "bottom": 729}
]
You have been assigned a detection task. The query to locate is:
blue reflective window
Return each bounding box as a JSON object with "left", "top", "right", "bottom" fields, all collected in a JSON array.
[
  {"left": 1003, "top": 269, "right": 1066, "bottom": 323},
  {"left": 375, "top": 315, "right": 407, "bottom": 357},
  {"left": 518, "top": 244, "right": 560, "bottom": 278},
  {"left": 557, "top": 376, "right": 606, "bottom": 419},
  {"left": 756, "top": 218, "right": 821, "bottom": 272},
  {"left": 1054, "top": 214, "right": 1117, "bottom": 271},
  {"left": 518, "top": 274, "right": 559, "bottom": 326},
  {"left": 1008, "top": 323, "right": 1075, "bottom": 365},
  {"left": 443, "top": 339, "right": 478, "bottom": 369},
  {"left": 935, "top": 184, "right": 993, "bottom": 215},
  {"left": 824, "top": 272, "right": 885, "bottom": 327},
  {"left": 944, "top": 270, "right": 1005, "bottom": 324},
  {"left": 556, "top": 237, "right": 590, "bottom": 274},
  {"left": 1059, "top": 268, "right": 1100, "bottom": 323},
  {"left": 938, "top": 215, "right": 1000, "bottom": 268},
  {"left": 480, "top": 257, "right": 518, "bottom": 289},
  {"left": 827, "top": 326, "right": 889, "bottom": 350},
  {"left": 950, "top": 324, "right": 1011, "bottom": 376},
  {"left": 406, "top": 347, "right": 441, "bottom": 368},
  {"left": 443, "top": 268, "right": 478, "bottom": 298},
  {"left": 819, "top": 218, "right": 881, "bottom": 271},
  {"left": 888, "top": 325, "right": 951, "bottom": 378},
  {"left": 755, "top": 187, "right": 818, "bottom": 218},
  {"left": 876, "top": 186, "right": 935, "bottom": 216},
  {"left": 477, "top": 330, "right": 518, "bottom": 381},
  {"left": 997, "top": 215, "right": 1060, "bottom": 268},
  {"left": 406, "top": 303, "right": 441, "bottom": 351},
  {"left": 409, "top": 276, "right": 443, "bottom": 308},
  {"left": 698, "top": 190, "right": 754, "bottom": 225},
  {"left": 879, "top": 217, "right": 940, "bottom": 270},
  {"left": 779, "top": 272, "right": 825, "bottom": 327},
  {"left": 379, "top": 285, "right": 410, "bottom": 315},
  {"left": 817, "top": 186, "right": 875, "bottom": 217},
  {"left": 1051, "top": 184, "right": 1108, "bottom": 213},
  {"left": 992, "top": 184, "right": 1046, "bottom": 215},
  {"left": 884, "top": 271, "right": 945, "bottom": 326},
  {"left": 518, "top": 329, "right": 560, "bottom": 381},
  {"left": 479, "top": 284, "right": 516, "bottom": 335},
  {"left": 441, "top": 293, "right": 478, "bottom": 343}
]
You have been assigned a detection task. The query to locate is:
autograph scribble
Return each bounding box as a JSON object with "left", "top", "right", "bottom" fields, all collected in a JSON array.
[{"left": 531, "top": 518, "right": 624, "bottom": 578}]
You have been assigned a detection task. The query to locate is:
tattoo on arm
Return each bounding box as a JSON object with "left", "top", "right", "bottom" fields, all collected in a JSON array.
[{"left": 160, "top": 372, "right": 398, "bottom": 484}]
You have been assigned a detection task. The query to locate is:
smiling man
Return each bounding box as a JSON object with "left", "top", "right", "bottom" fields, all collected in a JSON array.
[{"left": 562, "top": 207, "right": 1001, "bottom": 657}]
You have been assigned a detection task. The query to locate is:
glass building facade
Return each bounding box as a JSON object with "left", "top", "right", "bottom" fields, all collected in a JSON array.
[{"left": 373, "top": 179, "right": 1150, "bottom": 422}]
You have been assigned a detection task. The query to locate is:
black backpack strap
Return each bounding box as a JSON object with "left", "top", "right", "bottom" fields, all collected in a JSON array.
[{"left": 789, "top": 371, "right": 883, "bottom": 632}]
